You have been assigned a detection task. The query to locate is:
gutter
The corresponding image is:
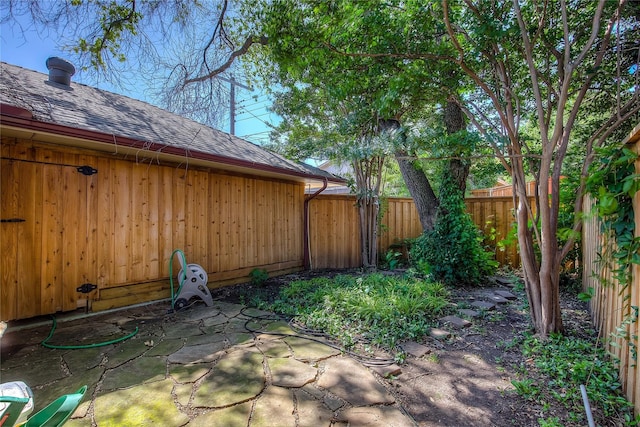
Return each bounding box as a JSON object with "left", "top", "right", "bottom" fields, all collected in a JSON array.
[
  {"left": 303, "top": 178, "right": 328, "bottom": 270},
  {"left": 0, "top": 106, "right": 345, "bottom": 185}
]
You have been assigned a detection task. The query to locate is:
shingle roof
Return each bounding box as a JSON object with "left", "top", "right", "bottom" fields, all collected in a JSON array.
[{"left": 0, "top": 61, "right": 342, "bottom": 183}]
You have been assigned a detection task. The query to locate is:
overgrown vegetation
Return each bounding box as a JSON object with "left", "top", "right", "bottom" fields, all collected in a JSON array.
[
  {"left": 410, "top": 175, "right": 497, "bottom": 285},
  {"left": 512, "top": 333, "right": 639, "bottom": 426},
  {"left": 585, "top": 145, "right": 640, "bottom": 364},
  {"left": 586, "top": 146, "right": 640, "bottom": 287},
  {"left": 256, "top": 273, "right": 450, "bottom": 351}
]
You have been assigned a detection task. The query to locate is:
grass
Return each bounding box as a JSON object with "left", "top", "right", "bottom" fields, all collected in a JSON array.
[{"left": 254, "top": 272, "right": 450, "bottom": 351}]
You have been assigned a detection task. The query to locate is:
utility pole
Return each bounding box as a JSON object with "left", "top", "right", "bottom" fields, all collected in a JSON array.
[{"left": 216, "top": 75, "right": 251, "bottom": 135}]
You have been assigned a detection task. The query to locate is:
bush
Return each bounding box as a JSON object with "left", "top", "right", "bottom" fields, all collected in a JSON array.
[
  {"left": 249, "top": 268, "right": 269, "bottom": 286},
  {"left": 410, "top": 176, "right": 497, "bottom": 285}
]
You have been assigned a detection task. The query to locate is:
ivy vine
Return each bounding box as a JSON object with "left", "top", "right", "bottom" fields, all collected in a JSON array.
[{"left": 586, "top": 144, "right": 640, "bottom": 362}]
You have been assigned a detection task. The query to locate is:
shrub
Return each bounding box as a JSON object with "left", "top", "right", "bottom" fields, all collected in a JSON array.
[
  {"left": 249, "top": 268, "right": 269, "bottom": 286},
  {"left": 410, "top": 176, "right": 497, "bottom": 286}
]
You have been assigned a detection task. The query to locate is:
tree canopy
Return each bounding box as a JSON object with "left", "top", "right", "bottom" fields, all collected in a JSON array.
[{"left": 3, "top": 0, "right": 639, "bottom": 337}]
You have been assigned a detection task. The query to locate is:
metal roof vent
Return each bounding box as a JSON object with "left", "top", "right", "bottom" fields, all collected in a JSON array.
[{"left": 46, "top": 57, "right": 75, "bottom": 87}]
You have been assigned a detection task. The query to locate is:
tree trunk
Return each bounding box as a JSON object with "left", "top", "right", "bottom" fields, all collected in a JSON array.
[
  {"left": 443, "top": 100, "right": 470, "bottom": 195},
  {"left": 513, "top": 160, "right": 564, "bottom": 338},
  {"left": 395, "top": 150, "right": 439, "bottom": 231}
]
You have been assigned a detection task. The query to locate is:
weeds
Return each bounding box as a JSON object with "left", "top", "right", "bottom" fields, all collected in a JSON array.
[
  {"left": 265, "top": 273, "right": 450, "bottom": 351},
  {"left": 514, "top": 333, "right": 639, "bottom": 426}
]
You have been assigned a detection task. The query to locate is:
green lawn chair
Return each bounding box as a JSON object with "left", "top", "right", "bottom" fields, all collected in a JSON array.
[
  {"left": 0, "top": 381, "right": 33, "bottom": 426},
  {"left": 0, "top": 395, "right": 30, "bottom": 426},
  {"left": 23, "top": 386, "right": 87, "bottom": 427},
  {"left": 0, "top": 384, "right": 86, "bottom": 427}
]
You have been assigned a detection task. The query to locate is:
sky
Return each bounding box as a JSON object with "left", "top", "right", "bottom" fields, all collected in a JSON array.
[{"left": 0, "top": 16, "right": 279, "bottom": 146}]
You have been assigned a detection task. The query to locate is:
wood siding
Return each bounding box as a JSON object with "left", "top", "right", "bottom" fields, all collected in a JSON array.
[
  {"left": 308, "top": 195, "right": 524, "bottom": 270},
  {"left": 1, "top": 137, "right": 305, "bottom": 319}
]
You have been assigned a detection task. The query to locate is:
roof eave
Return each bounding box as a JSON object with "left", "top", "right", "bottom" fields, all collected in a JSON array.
[{"left": 0, "top": 107, "right": 345, "bottom": 186}]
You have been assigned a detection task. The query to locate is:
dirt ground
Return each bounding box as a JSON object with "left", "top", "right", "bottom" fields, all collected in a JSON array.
[{"left": 211, "top": 269, "right": 609, "bottom": 427}]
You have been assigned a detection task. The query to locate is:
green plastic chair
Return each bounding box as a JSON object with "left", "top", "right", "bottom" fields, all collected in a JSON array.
[
  {"left": 0, "top": 395, "right": 30, "bottom": 427},
  {"left": 23, "top": 386, "right": 87, "bottom": 427}
]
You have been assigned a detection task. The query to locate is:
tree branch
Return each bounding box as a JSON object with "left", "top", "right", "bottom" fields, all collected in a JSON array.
[{"left": 183, "top": 35, "right": 269, "bottom": 86}]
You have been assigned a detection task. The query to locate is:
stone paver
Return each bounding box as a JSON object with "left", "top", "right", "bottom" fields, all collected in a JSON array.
[
  {"left": 401, "top": 341, "right": 432, "bottom": 357},
  {"left": 458, "top": 308, "right": 480, "bottom": 318},
  {"left": 168, "top": 341, "right": 226, "bottom": 364},
  {"left": 494, "top": 290, "right": 517, "bottom": 300},
  {"left": 486, "top": 294, "right": 510, "bottom": 304},
  {"left": 339, "top": 406, "right": 417, "bottom": 427},
  {"left": 370, "top": 363, "right": 403, "bottom": 378},
  {"left": 471, "top": 300, "right": 496, "bottom": 310},
  {"left": 285, "top": 336, "right": 341, "bottom": 361},
  {"left": 190, "top": 402, "right": 253, "bottom": 427},
  {"left": 268, "top": 357, "right": 318, "bottom": 387},
  {"left": 1, "top": 300, "right": 418, "bottom": 426},
  {"left": 294, "top": 389, "right": 334, "bottom": 427},
  {"left": 93, "top": 379, "right": 189, "bottom": 426},
  {"left": 429, "top": 328, "right": 451, "bottom": 340},
  {"left": 250, "top": 386, "right": 296, "bottom": 427},
  {"left": 101, "top": 356, "right": 167, "bottom": 391},
  {"left": 317, "top": 356, "right": 395, "bottom": 406},
  {"left": 440, "top": 315, "right": 472, "bottom": 328},
  {"left": 192, "top": 349, "right": 266, "bottom": 408}
]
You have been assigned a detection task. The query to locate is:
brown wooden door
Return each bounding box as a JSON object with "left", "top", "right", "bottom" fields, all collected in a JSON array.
[{"left": 1, "top": 158, "right": 94, "bottom": 321}]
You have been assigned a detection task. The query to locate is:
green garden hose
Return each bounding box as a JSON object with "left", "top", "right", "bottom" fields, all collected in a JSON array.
[
  {"left": 169, "top": 249, "right": 188, "bottom": 309},
  {"left": 40, "top": 249, "right": 188, "bottom": 349},
  {"left": 41, "top": 315, "right": 138, "bottom": 349}
]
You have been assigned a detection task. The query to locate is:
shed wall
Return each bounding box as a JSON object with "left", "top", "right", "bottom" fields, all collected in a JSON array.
[{"left": 1, "top": 137, "right": 305, "bottom": 319}]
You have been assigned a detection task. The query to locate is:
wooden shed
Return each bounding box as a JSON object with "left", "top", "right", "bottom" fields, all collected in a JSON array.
[{"left": 0, "top": 60, "right": 345, "bottom": 321}]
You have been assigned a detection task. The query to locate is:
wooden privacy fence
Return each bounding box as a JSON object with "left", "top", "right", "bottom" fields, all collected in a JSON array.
[
  {"left": 308, "top": 195, "right": 526, "bottom": 269},
  {"left": 583, "top": 194, "right": 640, "bottom": 416},
  {"left": 582, "top": 129, "right": 640, "bottom": 416}
]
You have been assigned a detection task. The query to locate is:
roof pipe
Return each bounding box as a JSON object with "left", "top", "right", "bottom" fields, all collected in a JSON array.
[{"left": 303, "top": 177, "right": 327, "bottom": 270}]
